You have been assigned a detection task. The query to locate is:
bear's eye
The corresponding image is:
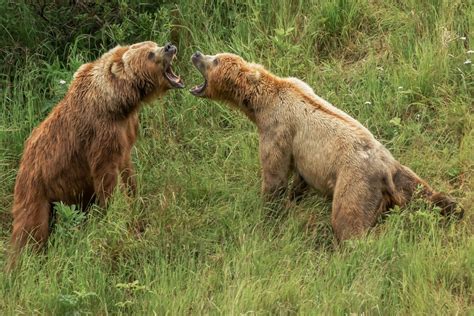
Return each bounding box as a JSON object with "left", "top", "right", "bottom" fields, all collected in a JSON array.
[
  {"left": 148, "top": 51, "right": 156, "bottom": 60},
  {"left": 213, "top": 58, "right": 219, "bottom": 66}
]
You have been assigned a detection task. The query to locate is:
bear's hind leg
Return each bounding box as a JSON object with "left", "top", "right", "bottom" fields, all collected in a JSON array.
[
  {"left": 331, "top": 175, "right": 384, "bottom": 241},
  {"left": 11, "top": 199, "right": 51, "bottom": 250},
  {"left": 8, "top": 199, "right": 51, "bottom": 270}
]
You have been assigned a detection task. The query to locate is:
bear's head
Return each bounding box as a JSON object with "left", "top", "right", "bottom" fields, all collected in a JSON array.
[
  {"left": 189, "top": 52, "right": 266, "bottom": 119},
  {"left": 86, "top": 41, "right": 184, "bottom": 103}
]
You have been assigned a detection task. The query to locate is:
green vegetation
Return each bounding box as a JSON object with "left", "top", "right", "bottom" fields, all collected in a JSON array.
[{"left": 0, "top": 0, "right": 472, "bottom": 314}]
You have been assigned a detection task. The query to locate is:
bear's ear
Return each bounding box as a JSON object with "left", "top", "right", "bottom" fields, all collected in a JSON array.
[
  {"left": 111, "top": 61, "right": 125, "bottom": 77},
  {"left": 247, "top": 69, "right": 261, "bottom": 84},
  {"left": 102, "top": 45, "right": 123, "bottom": 59},
  {"left": 73, "top": 62, "right": 93, "bottom": 79},
  {"left": 246, "top": 63, "right": 264, "bottom": 84}
]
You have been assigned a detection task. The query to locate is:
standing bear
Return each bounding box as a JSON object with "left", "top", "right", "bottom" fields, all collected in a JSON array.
[
  {"left": 189, "top": 52, "right": 462, "bottom": 241},
  {"left": 10, "top": 41, "right": 184, "bottom": 257}
]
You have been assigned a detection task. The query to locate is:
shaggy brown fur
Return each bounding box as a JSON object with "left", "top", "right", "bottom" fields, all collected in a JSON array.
[
  {"left": 9, "top": 41, "right": 184, "bottom": 262},
  {"left": 190, "top": 52, "right": 463, "bottom": 241}
]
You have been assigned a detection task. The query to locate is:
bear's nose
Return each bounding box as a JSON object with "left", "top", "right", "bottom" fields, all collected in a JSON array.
[
  {"left": 164, "top": 43, "right": 176, "bottom": 54},
  {"left": 192, "top": 51, "right": 203, "bottom": 62}
]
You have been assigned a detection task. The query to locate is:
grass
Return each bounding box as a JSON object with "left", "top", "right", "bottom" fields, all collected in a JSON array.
[{"left": 0, "top": 0, "right": 472, "bottom": 314}]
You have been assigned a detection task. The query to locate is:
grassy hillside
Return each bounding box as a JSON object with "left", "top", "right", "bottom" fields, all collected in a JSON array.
[{"left": 0, "top": 0, "right": 472, "bottom": 314}]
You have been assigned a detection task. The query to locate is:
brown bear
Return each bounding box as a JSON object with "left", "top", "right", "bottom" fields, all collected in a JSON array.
[
  {"left": 189, "top": 51, "right": 463, "bottom": 241},
  {"left": 9, "top": 41, "right": 184, "bottom": 259}
]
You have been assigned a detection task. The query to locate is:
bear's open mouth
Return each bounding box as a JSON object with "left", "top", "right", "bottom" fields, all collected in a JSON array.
[
  {"left": 190, "top": 80, "right": 207, "bottom": 96},
  {"left": 164, "top": 64, "right": 184, "bottom": 89},
  {"left": 163, "top": 54, "right": 184, "bottom": 89},
  {"left": 190, "top": 52, "right": 208, "bottom": 96}
]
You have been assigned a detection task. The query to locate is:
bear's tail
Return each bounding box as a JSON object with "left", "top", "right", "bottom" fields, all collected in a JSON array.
[{"left": 389, "top": 164, "right": 464, "bottom": 218}]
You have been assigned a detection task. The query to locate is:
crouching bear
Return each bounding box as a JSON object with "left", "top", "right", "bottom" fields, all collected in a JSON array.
[
  {"left": 189, "top": 52, "right": 463, "bottom": 241},
  {"left": 9, "top": 41, "right": 184, "bottom": 262}
]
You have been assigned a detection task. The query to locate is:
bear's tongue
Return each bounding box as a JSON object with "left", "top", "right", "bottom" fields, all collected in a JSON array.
[{"left": 165, "top": 66, "right": 184, "bottom": 88}]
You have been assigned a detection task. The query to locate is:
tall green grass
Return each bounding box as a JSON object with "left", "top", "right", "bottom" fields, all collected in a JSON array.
[{"left": 0, "top": 0, "right": 472, "bottom": 314}]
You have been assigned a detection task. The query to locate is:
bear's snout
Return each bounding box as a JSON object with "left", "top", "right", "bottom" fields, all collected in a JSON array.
[
  {"left": 192, "top": 51, "right": 203, "bottom": 62},
  {"left": 164, "top": 43, "right": 177, "bottom": 55}
]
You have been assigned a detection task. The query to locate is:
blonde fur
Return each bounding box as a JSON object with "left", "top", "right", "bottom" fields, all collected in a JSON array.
[{"left": 191, "top": 53, "right": 463, "bottom": 241}]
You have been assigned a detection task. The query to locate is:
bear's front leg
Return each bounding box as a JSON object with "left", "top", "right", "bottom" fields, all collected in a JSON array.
[
  {"left": 259, "top": 132, "right": 292, "bottom": 204},
  {"left": 120, "top": 156, "right": 137, "bottom": 197},
  {"left": 289, "top": 173, "right": 310, "bottom": 202},
  {"left": 91, "top": 161, "right": 120, "bottom": 208}
]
